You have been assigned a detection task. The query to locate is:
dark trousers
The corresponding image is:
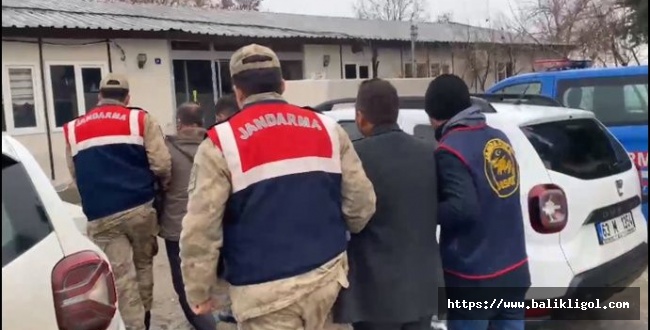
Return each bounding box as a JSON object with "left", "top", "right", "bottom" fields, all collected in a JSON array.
[
  {"left": 165, "top": 239, "right": 217, "bottom": 330},
  {"left": 353, "top": 316, "right": 432, "bottom": 330}
]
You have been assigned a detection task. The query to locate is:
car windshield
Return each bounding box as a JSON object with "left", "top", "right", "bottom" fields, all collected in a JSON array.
[
  {"left": 2, "top": 154, "right": 53, "bottom": 267},
  {"left": 557, "top": 74, "right": 648, "bottom": 126}
]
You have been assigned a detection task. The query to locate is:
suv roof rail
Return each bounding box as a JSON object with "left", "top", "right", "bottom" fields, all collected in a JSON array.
[
  {"left": 312, "top": 94, "right": 559, "bottom": 112},
  {"left": 474, "top": 94, "right": 562, "bottom": 107}
]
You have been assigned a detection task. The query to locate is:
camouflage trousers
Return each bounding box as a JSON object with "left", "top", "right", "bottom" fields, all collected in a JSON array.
[
  {"left": 239, "top": 279, "right": 348, "bottom": 330},
  {"left": 87, "top": 203, "right": 159, "bottom": 330}
]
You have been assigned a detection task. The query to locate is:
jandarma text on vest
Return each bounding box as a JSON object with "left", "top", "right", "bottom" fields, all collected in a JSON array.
[
  {"left": 76, "top": 111, "right": 127, "bottom": 126},
  {"left": 237, "top": 112, "right": 323, "bottom": 140}
]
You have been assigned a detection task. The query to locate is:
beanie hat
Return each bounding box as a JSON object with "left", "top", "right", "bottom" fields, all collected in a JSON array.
[{"left": 424, "top": 74, "right": 472, "bottom": 120}]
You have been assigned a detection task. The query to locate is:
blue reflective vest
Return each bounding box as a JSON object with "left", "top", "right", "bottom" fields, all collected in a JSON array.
[
  {"left": 438, "top": 124, "right": 529, "bottom": 282},
  {"left": 64, "top": 105, "right": 155, "bottom": 221},
  {"left": 207, "top": 100, "right": 348, "bottom": 286}
]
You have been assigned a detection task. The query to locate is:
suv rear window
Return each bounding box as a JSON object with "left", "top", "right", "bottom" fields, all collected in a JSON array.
[
  {"left": 557, "top": 75, "right": 648, "bottom": 126},
  {"left": 2, "top": 155, "right": 53, "bottom": 267},
  {"left": 522, "top": 118, "right": 633, "bottom": 180}
]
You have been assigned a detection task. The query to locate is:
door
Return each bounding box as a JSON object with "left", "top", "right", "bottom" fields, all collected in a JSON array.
[
  {"left": 216, "top": 60, "right": 232, "bottom": 97},
  {"left": 556, "top": 74, "right": 649, "bottom": 220},
  {"left": 172, "top": 60, "right": 216, "bottom": 128}
]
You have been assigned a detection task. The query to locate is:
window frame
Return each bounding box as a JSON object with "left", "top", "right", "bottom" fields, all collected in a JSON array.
[
  {"left": 343, "top": 63, "right": 372, "bottom": 80},
  {"left": 1, "top": 63, "right": 46, "bottom": 136},
  {"left": 44, "top": 61, "right": 107, "bottom": 132},
  {"left": 493, "top": 82, "right": 542, "bottom": 96},
  {"left": 556, "top": 74, "right": 649, "bottom": 126},
  {"left": 495, "top": 61, "right": 514, "bottom": 82}
]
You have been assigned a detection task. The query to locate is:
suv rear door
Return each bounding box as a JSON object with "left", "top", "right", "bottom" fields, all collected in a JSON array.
[
  {"left": 521, "top": 118, "right": 646, "bottom": 275},
  {"left": 556, "top": 74, "right": 649, "bottom": 219}
]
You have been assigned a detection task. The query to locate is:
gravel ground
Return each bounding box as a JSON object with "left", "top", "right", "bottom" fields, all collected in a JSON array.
[
  {"left": 57, "top": 187, "right": 648, "bottom": 330},
  {"left": 150, "top": 237, "right": 648, "bottom": 330}
]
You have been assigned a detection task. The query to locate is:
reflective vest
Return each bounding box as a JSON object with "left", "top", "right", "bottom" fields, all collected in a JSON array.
[
  {"left": 438, "top": 124, "right": 529, "bottom": 281},
  {"left": 207, "top": 100, "right": 348, "bottom": 286},
  {"left": 64, "top": 105, "right": 155, "bottom": 221}
]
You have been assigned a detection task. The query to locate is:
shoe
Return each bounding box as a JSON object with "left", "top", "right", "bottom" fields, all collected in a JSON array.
[
  {"left": 216, "top": 310, "right": 237, "bottom": 324},
  {"left": 144, "top": 310, "right": 151, "bottom": 330}
]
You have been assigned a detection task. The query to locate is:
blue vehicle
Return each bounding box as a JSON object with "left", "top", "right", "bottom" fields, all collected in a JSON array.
[{"left": 487, "top": 60, "right": 648, "bottom": 220}]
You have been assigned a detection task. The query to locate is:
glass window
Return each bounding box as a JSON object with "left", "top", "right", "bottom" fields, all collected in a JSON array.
[
  {"left": 430, "top": 63, "right": 441, "bottom": 77},
  {"left": 359, "top": 66, "right": 370, "bottom": 79},
  {"left": 413, "top": 124, "right": 437, "bottom": 144},
  {"left": 338, "top": 120, "right": 363, "bottom": 141},
  {"left": 2, "top": 93, "right": 6, "bottom": 132},
  {"left": 344, "top": 64, "right": 358, "bottom": 79},
  {"left": 442, "top": 64, "right": 451, "bottom": 74},
  {"left": 521, "top": 118, "right": 632, "bottom": 180},
  {"left": 416, "top": 63, "right": 428, "bottom": 78},
  {"left": 281, "top": 61, "right": 304, "bottom": 80},
  {"left": 49, "top": 65, "right": 78, "bottom": 127},
  {"left": 495, "top": 82, "right": 542, "bottom": 96},
  {"left": 8, "top": 68, "right": 37, "bottom": 129},
  {"left": 49, "top": 65, "right": 105, "bottom": 128},
  {"left": 558, "top": 75, "right": 648, "bottom": 126},
  {"left": 404, "top": 63, "right": 413, "bottom": 78},
  {"left": 2, "top": 155, "right": 54, "bottom": 267},
  {"left": 81, "top": 68, "right": 102, "bottom": 112}
]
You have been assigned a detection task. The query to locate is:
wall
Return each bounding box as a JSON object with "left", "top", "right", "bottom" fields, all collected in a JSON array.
[
  {"left": 2, "top": 38, "right": 173, "bottom": 185},
  {"left": 283, "top": 78, "right": 433, "bottom": 106}
]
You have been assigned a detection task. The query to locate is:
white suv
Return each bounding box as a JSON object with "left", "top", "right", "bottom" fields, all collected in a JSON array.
[
  {"left": 322, "top": 96, "right": 648, "bottom": 318},
  {"left": 1, "top": 134, "right": 125, "bottom": 330}
]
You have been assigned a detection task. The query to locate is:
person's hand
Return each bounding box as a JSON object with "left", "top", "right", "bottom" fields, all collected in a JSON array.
[{"left": 191, "top": 298, "right": 215, "bottom": 315}]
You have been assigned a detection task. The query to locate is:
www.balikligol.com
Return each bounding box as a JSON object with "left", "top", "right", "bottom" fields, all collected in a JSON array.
[{"left": 447, "top": 299, "right": 631, "bottom": 311}]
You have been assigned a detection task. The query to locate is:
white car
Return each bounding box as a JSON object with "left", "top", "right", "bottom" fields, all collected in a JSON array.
[
  {"left": 323, "top": 96, "right": 648, "bottom": 318},
  {"left": 1, "top": 134, "right": 125, "bottom": 330}
]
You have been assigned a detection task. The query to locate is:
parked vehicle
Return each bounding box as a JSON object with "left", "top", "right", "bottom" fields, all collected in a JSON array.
[
  {"left": 487, "top": 61, "right": 649, "bottom": 220},
  {"left": 2, "top": 134, "right": 125, "bottom": 330},
  {"left": 324, "top": 95, "right": 648, "bottom": 319}
]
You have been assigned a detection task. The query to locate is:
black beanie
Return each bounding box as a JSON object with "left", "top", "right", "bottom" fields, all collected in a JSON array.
[{"left": 424, "top": 74, "right": 472, "bottom": 120}]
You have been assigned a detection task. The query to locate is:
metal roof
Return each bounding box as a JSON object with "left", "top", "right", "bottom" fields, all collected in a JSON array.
[{"left": 2, "top": 0, "right": 545, "bottom": 45}]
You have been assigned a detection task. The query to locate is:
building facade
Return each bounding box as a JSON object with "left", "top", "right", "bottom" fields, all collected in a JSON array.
[{"left": 2, "top": 0, "right": 564, "bottom": 184}]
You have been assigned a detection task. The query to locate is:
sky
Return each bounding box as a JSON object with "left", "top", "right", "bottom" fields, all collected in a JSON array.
[{"left": 262, "top": 0, "right": 516, "bottom": 27}]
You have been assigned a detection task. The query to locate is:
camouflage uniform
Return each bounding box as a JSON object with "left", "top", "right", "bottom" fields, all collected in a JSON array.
[
  {"left": 66, "top": 75, "right": 172, "bottom": 330},
  {"left": 180, "top": 44, "right": 376, "bottom": 330}
]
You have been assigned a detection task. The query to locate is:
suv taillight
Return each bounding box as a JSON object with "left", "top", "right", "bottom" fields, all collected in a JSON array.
[
  {"left": 52, "top": 251, "right": 117, "bottom": 330},
  {"left": 528, "top": 184, "right": 568, "bottom": 234}
]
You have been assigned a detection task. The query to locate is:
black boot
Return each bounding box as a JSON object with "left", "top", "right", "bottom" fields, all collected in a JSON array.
[
  {"left": 144, "top": 310, "right": 151, "bottom": 330},
  {"left": 216, "top": 309, "right": 237, "bottom": 324}
]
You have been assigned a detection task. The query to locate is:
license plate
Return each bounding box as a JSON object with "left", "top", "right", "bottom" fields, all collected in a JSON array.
[{"left": 596, "top": 213, "right": 636, "bottom": 245}]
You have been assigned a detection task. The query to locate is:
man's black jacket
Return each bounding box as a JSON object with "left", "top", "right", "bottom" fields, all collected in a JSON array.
[{"left": 333, "top": 123, "right": 445, "bottom": 324}]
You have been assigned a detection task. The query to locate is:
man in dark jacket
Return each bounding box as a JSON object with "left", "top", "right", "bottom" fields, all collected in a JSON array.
[
  {"left": 425, "top": 74, "right": 530, "bottom": 330},
  {"left": 160, "top": 102, "right": 217, "bottom": 330},
  {"left": 333, "top": 79, "right": 444, "bottom": 330}
]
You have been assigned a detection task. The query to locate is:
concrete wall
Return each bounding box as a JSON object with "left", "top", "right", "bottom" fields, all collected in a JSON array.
[
  {"left": 2, "top": 38, "right": 173, "bottom": 185},
  {"left": 283, "top": 78, "right": 433, "bottom": 107}
]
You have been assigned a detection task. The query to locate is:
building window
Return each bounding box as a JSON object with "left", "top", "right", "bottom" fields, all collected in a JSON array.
[
  {"left": 430, "top": 63, "right": 441, "bottom": 77},
  {"left": 171, "top": 40, "right": 211, "bottom": 51},
  {"left": 359, "top": 66, "right": 370, "bottom": 79},
  {"left": 405, "top": 63, "right": 428, "bottom": 78},
  {"left": 281, "top": 61, "right": 304, "bottom": 80},
  {"left": 344, "top": 64, "right": 370, "bottom": 80},
  {"left": 496, "top": 62, "right": 514, "bottom": 82},
  {"left": 2, "top": 65, "right": 43, "bottom": 134},
  {"left": 47, "top": 64, "right": 106, "bottom": 128},
  {"left": 442, "top": 64, "right": 451, "bottom": 74}
]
